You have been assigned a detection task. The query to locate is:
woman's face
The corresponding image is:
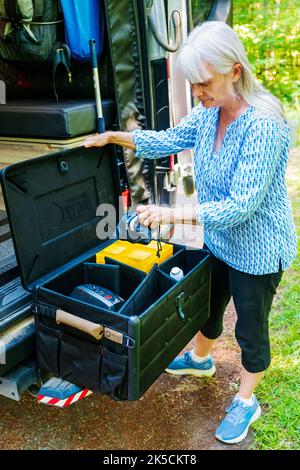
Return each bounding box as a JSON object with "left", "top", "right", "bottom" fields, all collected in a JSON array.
[{"left": 191, "top": 64, "right": 242, "bottom": 108}]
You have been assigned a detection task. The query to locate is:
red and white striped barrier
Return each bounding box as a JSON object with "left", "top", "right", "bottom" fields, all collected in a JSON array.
[{"left": 37, "top": 388, "right": 93, "bottom": 408}]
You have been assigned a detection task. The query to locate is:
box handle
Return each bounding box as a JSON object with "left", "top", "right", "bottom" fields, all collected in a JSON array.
[
  {"left": 55, "top": 309, "right": 135, "bottom": 349},
  {"left": 56, "top": 309, "right": 104, "bottom": 340},
  {"left": 175, "top": 292, "right": 186, "bottom": 320}
]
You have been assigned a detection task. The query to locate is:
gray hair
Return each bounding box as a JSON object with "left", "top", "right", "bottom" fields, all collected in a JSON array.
[{"left": 177, "top": 21, "right": 286, "bottom": 124}]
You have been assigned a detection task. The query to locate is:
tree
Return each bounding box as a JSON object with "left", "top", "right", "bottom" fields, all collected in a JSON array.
[{"left": 233, "top": 0, "right": 300, "bottom": 107}]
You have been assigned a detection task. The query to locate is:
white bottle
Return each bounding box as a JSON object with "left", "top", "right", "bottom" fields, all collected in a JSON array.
[{"left": 170, "top": 267, "right": 184, "bottom": 281}]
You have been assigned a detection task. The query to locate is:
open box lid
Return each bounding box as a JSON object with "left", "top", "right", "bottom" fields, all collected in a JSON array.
[{"left": 0, "top": 146, "right": 121, "bottom": 291}]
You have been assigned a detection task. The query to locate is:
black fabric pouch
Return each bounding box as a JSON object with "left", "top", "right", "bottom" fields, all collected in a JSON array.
[
  {"left": 100, "top": 347, "right": 128, "bottom": 400},
  {"left": 36, "top": 320, "right": 60, "bottom": 377},
  {"left": 59, "top": 331, "right": 103, "bottom": 392}
]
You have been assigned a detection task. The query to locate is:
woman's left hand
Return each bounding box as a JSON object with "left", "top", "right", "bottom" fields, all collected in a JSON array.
[{"left": 136, "top": 205, "right": 175, "bottom": 228}]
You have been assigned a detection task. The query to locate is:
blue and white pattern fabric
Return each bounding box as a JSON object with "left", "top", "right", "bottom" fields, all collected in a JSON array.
[{"left": 132, "top": 105, "right": 297, "bottom": 275}]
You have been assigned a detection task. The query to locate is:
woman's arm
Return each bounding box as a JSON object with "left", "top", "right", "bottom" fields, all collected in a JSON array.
[
  {"left": 84, "top": 103, "right": 205, "bottom": 159},
  {"left": 84, "top": 131, "right": 135, "bottom": 150},
  {"left": 132, "top": 104, "right": 204, "bottom": 159},
  {"left": 136, "top": 119, "right": 287, "bottom": 230},
  {"left": 136, "top": 205, "right": 197, "bottom": 228}
]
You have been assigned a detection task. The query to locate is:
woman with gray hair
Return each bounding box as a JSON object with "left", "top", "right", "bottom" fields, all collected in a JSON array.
[{"left": 85, "top": 21, "right": 297, "bottom": 445}]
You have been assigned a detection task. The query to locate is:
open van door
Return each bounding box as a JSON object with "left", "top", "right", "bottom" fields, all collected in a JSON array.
[
  {"left": 167, "top": 0, "right": 233, "bottom": 200},
  {"left": 131, "top": 0, "right": 233, "bottom": 207}
]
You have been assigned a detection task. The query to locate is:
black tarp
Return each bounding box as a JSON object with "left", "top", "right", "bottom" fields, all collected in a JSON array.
[{"left": 104, "top": 0, "right": 152, "bottom": 204}]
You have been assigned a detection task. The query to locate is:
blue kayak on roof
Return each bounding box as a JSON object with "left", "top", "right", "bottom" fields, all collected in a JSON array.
[{"left": 60, "top": 0, "right": 104, "bottom": 61}]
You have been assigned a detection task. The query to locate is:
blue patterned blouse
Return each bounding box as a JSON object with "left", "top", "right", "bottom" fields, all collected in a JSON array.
[{"left": 132, "top": 105, "right": 297, "bottom": 275}]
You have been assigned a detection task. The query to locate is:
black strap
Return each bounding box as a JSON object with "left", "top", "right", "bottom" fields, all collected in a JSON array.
[
  {"left": 32, "top": 302, "right": 56, "bottom": 319},
  {"left": 52, "top": 43, "right": 72, "bottom": 103},
  {"left": 4, "top": 0, "right": 20, "bottom": 21},
  {"left": 156, "top": 225, "right": 162, "bottom": 258}
]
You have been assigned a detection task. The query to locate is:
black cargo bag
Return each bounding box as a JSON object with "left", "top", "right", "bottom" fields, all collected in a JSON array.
[
  {"left": 0, "top": 146, "right": 211, "bottom": 401},
  {"left": 0, "top": 0, "right": 62, "bottom": 62}
]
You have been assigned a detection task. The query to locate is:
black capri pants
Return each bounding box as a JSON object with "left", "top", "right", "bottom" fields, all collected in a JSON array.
[{"left": 201, "top": 245, "right": 283, "bottom": 373}]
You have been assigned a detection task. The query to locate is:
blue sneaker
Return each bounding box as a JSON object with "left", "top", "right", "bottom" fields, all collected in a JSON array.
[
  {"left": 215, "top": 395, "right": 262, "bottom": 444},
  {"left": 165, "top": 351, "right": 216, "bottom": 377}
]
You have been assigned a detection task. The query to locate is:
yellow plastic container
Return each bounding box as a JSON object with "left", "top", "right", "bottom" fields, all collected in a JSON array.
[
  {"left": 96, "top": 240, "right": 173, "bottom": 272},
  {"left": 126, "top": 248, "right": 153, "bottom": 272},
  {"left": 96, "top": 240, "right": 132, "bottom": 264}
]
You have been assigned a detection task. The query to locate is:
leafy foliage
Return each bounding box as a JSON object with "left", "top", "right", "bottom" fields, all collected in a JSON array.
[
  {"left": 191, "top": 0, "right": 213, "bottom": 26},
  {"left": 233, "top": 0, "right": 300, "bottom": 108}
]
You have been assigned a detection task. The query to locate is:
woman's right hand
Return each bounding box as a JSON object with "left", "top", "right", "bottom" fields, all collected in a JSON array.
[
  {"left": 84, "top": 131, "right": 112, "bottom": 148},
  {"left": 84, "top": 131, "right": 136, "bottom": 151}
]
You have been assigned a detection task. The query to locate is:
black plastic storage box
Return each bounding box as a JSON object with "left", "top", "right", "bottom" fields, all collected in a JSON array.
[{"left": 0, "top": 146, "right": 211, "bottom": 401}]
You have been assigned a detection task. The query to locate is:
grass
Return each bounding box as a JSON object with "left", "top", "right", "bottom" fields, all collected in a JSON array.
[{"left": 251, "top": 149, "right": 300, "bottom": 450}]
